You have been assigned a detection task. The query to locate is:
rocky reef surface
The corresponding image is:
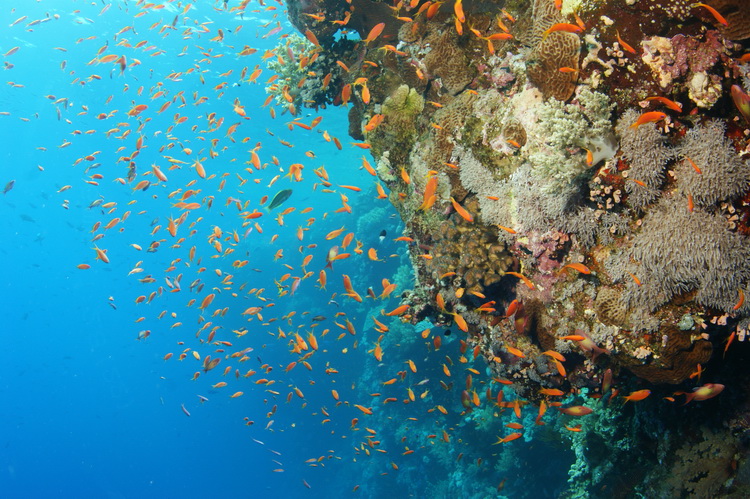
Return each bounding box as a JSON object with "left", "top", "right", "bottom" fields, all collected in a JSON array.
[{"left": 277, "top": 0, "right": 750, "bottom": 495}]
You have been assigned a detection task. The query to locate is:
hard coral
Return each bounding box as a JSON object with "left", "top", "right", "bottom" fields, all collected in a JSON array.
[
  {"left": 625, "top": 327, "right": 712, "bottom": 384},
  {"left": 706, "top": 0, "right": 750, "bottom": 40},
  {"left": 641, "top": 31, "right": 730, "bottom": 106},
  {"left": 428, "top": 215, "right": 512, "bottom": 297},
  {"left": 423, "top": 30, "right": 475, "bottom": 96},
  {"left": 522, "top": 0, "right": 580, "bottom": 102},
  {"left": 526, "top": 31, "right": 580, "bottom": 102}
]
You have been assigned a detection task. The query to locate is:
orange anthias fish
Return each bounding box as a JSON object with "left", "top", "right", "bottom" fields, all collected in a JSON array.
[
  {"left": 622, "top": 389, "right": 651, "bottom": 402},
  {"left": 683, "top": 383, "right": 724, "bottom": 404},
  {"left": 364, "top": 22, "right": 386, "bottom": 44},
  {"left": 450, "top": 197, "right": 473, "bottom": 222},
  {"left": 542, "top": 23, "right": 583, "bottom": 39},
  {"left": 493, "top": 432, "right": 522, "bottom": 444},
  {"left": 630, "top": 111, "right": 667, "bottom": 128},
  {"left": 557, "top": 405, "right": 593, "bottom": 416},
  {"left": 691, "top": 2, "right": 728, "bottom": 26},
  {"left": 645, "top": 96, "right": 682, "bottom": 113},
  {"left": 561, "top": 262, "right": 591, "bottom": 274}
]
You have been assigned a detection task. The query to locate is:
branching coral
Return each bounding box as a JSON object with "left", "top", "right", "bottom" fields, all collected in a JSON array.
[
  {"left": 659, "top": 427, "right": 737, "bottom": 496},
  {"left": 265, "top": 34, "right": 317, "bottom": 109}
]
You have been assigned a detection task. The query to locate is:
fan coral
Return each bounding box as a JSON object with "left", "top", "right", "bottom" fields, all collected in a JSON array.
[
  {"left": 660, "top": 427, "right": 737, "bottom": 496},
  {"left": 625, "top": 326, "right": 712, "bottom": 384}
]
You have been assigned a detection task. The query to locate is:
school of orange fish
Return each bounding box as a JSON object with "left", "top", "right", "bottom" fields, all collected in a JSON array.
[{"left": 3, "top": 0, "right": 744, "bottom": 494}]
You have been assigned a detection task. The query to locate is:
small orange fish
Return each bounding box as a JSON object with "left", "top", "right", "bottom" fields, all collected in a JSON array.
[
  {"left": 494, "top": 432, "right": 522, "bottom": 444},
  {"left": 616, "top": 30, "right": 636, "bottom": 54},
  {"left": 630, "top": 111, "right": 666, "bottom": 128},
  {"left": 364, "top": 22, "right": 386, "bottom": 44},
  {"left": 384, "top": 304, "right": 409, "bottom": 316},
  {"left": 557, "top": 406, "right": 593, "bottom": 416},
  {"left": 645, "top": 96, "right": 682, "bottom": 113},
  {"left": 562, "top": 335, "right": 586, "bottom": 341},
  {"left": 623, "top": 389, "right": 651, "bottom": 402},
  {"left": 692, "top": 2, "right": 728, "bottom": 26},
  {"left": 453, "top": 0, "right": 466, "bottom": 23},
  {"left": 733, "top": 289, "right": 745, "bottom": 311},
  {"left": 542, "top": 350, "right": 566, "bottom": 362},
  {"left": 453, "top": 312, "right": 468, "bottom": 332},
  {"left": 628, "top": 272, "right": 642, "bottom": 286},
  {"left": 505, "top": 271, "right": 534, "bottom": 290},
  {"left": 685, "top": 156, "right": 702, "bottom": 174},
  {"left": 504, "top": 299, "right": 520, "bottom": 318},
  {"left": 561, "top": 262, "right": 591, "bottom": 274},
  {"left": 684, "top": 383, "right": 725, "bottom": 404},
  {"left": 542, "top": 23, "right": 582, "bottom": 39},
  {"left": 304, "top": 29, "right": 320, "bottom": 48},
  {"left": 506, "top": 346, "right": 525, "bottom": 358},
  {"left": 450, "top": 197, "right": 473, "bottom": 222},
  {"left": 540, "top": 388, "right": 565, "bottom": 397},
  {"left": 354, "top": 404, "right": 373, "bottom": 415}
]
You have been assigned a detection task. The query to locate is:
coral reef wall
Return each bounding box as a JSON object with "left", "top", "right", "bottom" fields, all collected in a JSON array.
[{"left": 282, "top": 0, "right": 750, "bottom": 495}]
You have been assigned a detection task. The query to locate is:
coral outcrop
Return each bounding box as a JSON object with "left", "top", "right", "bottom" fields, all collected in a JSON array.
[{"left": 284, "top": 0, "right": 750, "bottom": 495}]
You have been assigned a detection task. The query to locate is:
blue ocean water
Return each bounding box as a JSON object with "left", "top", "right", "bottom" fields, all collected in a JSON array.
[{"left": 0, "top": 2, "right": 572, "bottom": 498}]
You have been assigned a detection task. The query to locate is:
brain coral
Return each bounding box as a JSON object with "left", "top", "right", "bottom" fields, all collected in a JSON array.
[
  {"left": 423, "top": 31, "right": 475, "bottom": 96},
  {"left": 526, "top": 31, "right": 580, "bottom": 101}
]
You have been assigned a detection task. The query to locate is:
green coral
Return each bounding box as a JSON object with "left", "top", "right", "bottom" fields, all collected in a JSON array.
[
  {"left": 381, "top": 84, "right": 424, "bottom": 124},
  {"left": 368, "top": 85, "right": 425, "bottom": 171},
  {"left": 653, "top": 427, "right": 737, "bottom": 497},
  {"left": 560, "top": 398, "right": 632, "bottom": 497},
  {"left": 527, "top": 87, "right": 615, "bottom": 193}
]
